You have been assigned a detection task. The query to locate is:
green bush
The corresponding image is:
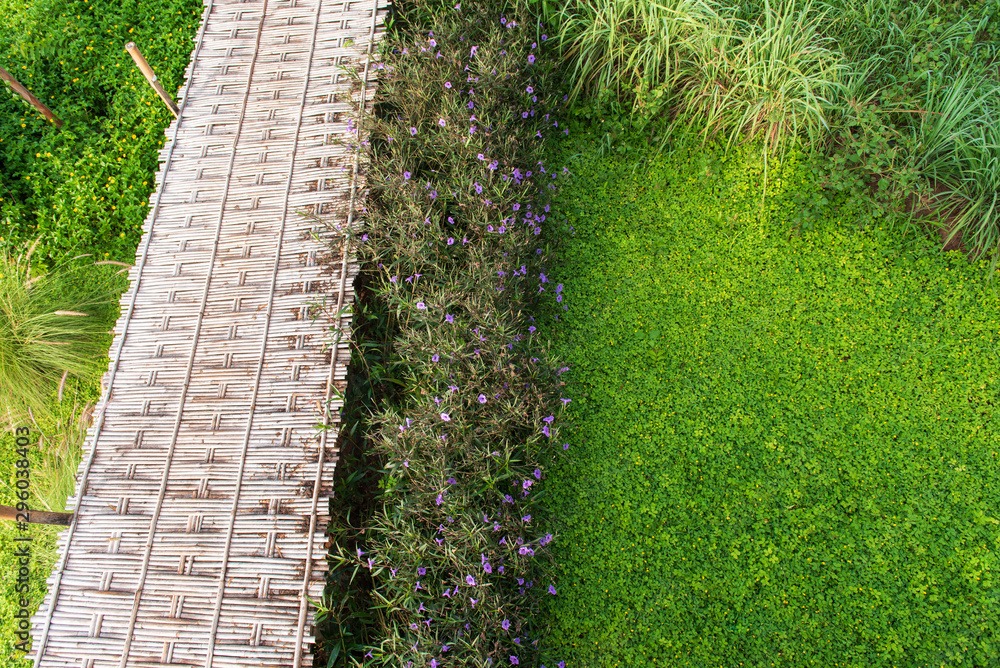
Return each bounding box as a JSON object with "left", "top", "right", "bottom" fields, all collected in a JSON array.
[
  {"left": 0, "top": 0, "right": 203, "bottom": 264},
  {"left": 538, "top": 125, "right": 1000, "bottom": 667},
  {"left": 320, "top": 1, "right": 573, "bottom": 665}
]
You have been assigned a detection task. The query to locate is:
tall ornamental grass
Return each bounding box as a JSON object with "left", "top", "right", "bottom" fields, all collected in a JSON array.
[
  {"left": 674, "top": 0, "right": 846, "bottom": 159},
  {"left": 552, "top": 0, "right": 718, "bottom": 108},
  {"left": 321, "top": 1, "right": 572, "bottom": 665},
  {"left": 0, "top": 250, "right": 116, "bottom": 424},
  {"left": 910, "top": 72, "right": 1000, "bottom": 270},
  {"left": 546, "top": 0, "right": 1000, "bottom": 273}
]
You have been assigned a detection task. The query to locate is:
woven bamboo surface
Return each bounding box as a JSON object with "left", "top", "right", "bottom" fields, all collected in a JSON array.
[{"left": 29, "top": 0, "right": 387, "bottom": 665}]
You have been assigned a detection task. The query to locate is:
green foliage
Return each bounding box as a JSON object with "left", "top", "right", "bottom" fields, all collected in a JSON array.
[
  {"left": 0, "top": 0, "right": 203, "bottom": 263},
  {"left": 910, "top": 71, "right": 1000, "bottom": 269},
  {"left": 320, "top": 1, "right": 573, "bottom": 665},
  {"left": 552, "top": 0, "right": 717, "bottom": 108},
  {"left": 0, "top": 376, "right": 101, "bottom": 666},
  {"left": 674, "top": 0, "right": 847, "bottom": 160},
  {"left": 537, "top": 126, "right": 1000, "bottom": 667},
  {"left": 0, "top": 250, "right": 119, "bottom": 422},
  {"left": 541, "top": 0, "right": 1000, "bottom": 272}
]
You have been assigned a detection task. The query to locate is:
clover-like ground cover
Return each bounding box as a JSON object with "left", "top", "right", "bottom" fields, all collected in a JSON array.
[{"left": 538, "top": 127, "right": 1000, "bottom": 667}]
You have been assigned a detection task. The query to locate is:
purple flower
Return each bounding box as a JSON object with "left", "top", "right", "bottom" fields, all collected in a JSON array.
[
  {"left": 542, "top": 425, "right": 550, "bottom": 438},
  {"left": 534, "top": 468, "right": 542, "bottom": 479},
  {"left": 478, "top": 394, "right": 487, "bottom": 404},
  {"left": 403, "top": 171, "right": 411, "bottom": 180},
  {"left": 391, "top": 567, "right": 398, "bottom": 577},
  {"left": 443, "top": 588, "right": 452, "bottom": 598},
  {"left": 542, "top": 34, "right": 548, "bottom": 40},
  {"left": 440, "top": 413, "right": 451, "bottom": 422},
  {"left": 418, "top": 566, "right": 426, "bottom": 575},
  {"left": 432, "top": 354, "right": 440, "bottom": 362},
  {"left": 522, "top": 514, "right": 531, "bottom": 523},
  {"left": 429, "top": 38, "right": 437, "bottom": 47},
  {"left": 471, "top": 45, "right": 478, "bottom": 56},
  {"left": 526, "top": 86, "right": 534, "bottom": 93},
  {"left": 528, "top": 54, "right": 535, "bottom": 64},
  {"left": 445, "top": 81, "right": 452, "bottom": 88},
  {"left": 483, "top": 562, "right": 492, "bottom": 574},
  {"left": 357, "top": 548, "right": 365, "bottom": 557},
  {"left": 438, "top": 118, "right": 447, "bottom": 127},
  {"left": 475, "top": 182, "right": 483, "bottom": 194},
  {"left": 549, "top": 584, "right": 558, "bottom": 595},
  {"left": 468, "top": 100, "right": 474, "bottom": 109},
  {"left": 470, "top": 597, "right": 479, "bottom": 608},
  {"left": 447, "top": 237, "right": 455, "bottom": 245},
  {"left": 415, "top": 581, "right": 423, "bottom": 590},
  {"left": 466, "top": 575, "right": 476, "bottom": 586},
  {"left": 543, "top": 415, "right": 555, "bottom": 424},
  {"left": 436, "top": 494, "right": 444, "bottom": 505},
  {"left": 502, "top": 619, "right": 510, "bottom": 631},
  {"left": 416, "top": 301, "right": 426, "bottom": 309},
  {"left": 410, "top": 127, "right": 418, "bottom": 135},
  {"left": 470, "top": 126, "right": 476, "bottom": 134},
  {"left": 445, "top": 314, "right": 454, "bottom": 324},
  {"left": 510, "top": 657, "right": 519, "bottom": 665},
  {"left": 410, "top": 623, "right": 419, "bottom": 630}
]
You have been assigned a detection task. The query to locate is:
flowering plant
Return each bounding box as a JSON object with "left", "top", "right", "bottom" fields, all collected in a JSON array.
[{"left": 321, "top": 1, "right": 573, "bottom": 666}]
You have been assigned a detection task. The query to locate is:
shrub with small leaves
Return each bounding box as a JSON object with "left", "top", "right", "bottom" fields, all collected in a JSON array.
[{"left": 321, "top": 1, "right": 575, "bottom": 666}]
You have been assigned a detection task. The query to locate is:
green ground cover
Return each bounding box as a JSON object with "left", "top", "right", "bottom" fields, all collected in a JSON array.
[
  {"left": 0, "top": 0, "right": 201, "bottom": 663},
  {"left": 539, "top": 127, "right": 1000, "bottom": 666},
  {"left": 1, "top": 0, "right": 202, "bottom": 263}
]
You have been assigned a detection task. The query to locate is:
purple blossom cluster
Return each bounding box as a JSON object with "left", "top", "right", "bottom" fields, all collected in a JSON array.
[{"left": 324, "top": 2, "right": 573, "bottom": 667}]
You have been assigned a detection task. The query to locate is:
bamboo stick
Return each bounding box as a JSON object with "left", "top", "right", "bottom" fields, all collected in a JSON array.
[
  {"left": 0, "top": 504, "right": 73, "bottom": 526},
  {"left": 125, "top": 42, "right": 179, "bottom": 117},
  {"left": 0, "top": 65, "right": 63, "bottom": 128}
]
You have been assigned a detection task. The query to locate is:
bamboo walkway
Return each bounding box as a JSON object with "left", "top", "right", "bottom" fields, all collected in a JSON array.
[{"left": 29, "top": 0, "right": 387, "bottom": 665}]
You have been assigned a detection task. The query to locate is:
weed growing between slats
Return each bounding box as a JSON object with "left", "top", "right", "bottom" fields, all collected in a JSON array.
[{"left": 320, "top": 1, "right": 574, "bottom": 666}]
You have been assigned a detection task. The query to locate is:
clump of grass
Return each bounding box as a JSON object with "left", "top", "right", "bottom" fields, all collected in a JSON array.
[
  {"left": 0, "top": 249, "right": 116, "bottom": 423},
  {"left": 31, "top": 397, "right": 91, "bottom": 514},
  {"left": 553, "top": 0, "right": 718, "bottom": 107},
  {"left": 910, "top": 71, "right": 1000, "bottom": 269},
  {"left": 674, "top": 0, "right": 847, "bottom": 159}
]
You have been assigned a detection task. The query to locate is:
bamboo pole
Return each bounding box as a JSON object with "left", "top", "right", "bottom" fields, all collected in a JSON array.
[
  {"left": 0, "top": 504, "right": 73, "bottom": 526},
  {"left": 0, "top": 65, "right": 63, "bottom": 128},
  {"left": 125, "top": 42, "right": 179, "bottom": 117}
]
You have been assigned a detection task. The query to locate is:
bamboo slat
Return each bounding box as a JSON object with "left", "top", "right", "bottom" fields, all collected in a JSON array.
[{"left": 29, "top": 0, "right": 387, "bottom": 665}]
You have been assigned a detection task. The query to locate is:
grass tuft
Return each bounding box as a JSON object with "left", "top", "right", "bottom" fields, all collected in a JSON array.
[{"left": 0, "top": 253, "right": 115, "bottom": 423}]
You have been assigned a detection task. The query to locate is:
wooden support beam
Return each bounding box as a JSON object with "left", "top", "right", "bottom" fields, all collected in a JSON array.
[
  {"left": 0, "top": 65, "right": 63, "bottom": 128},
  {"left": 0, "top": 504, "right": 73, "bottom": 526},
  {"left": 125, "top": 42, "right": 180, "bottom": 117}
]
